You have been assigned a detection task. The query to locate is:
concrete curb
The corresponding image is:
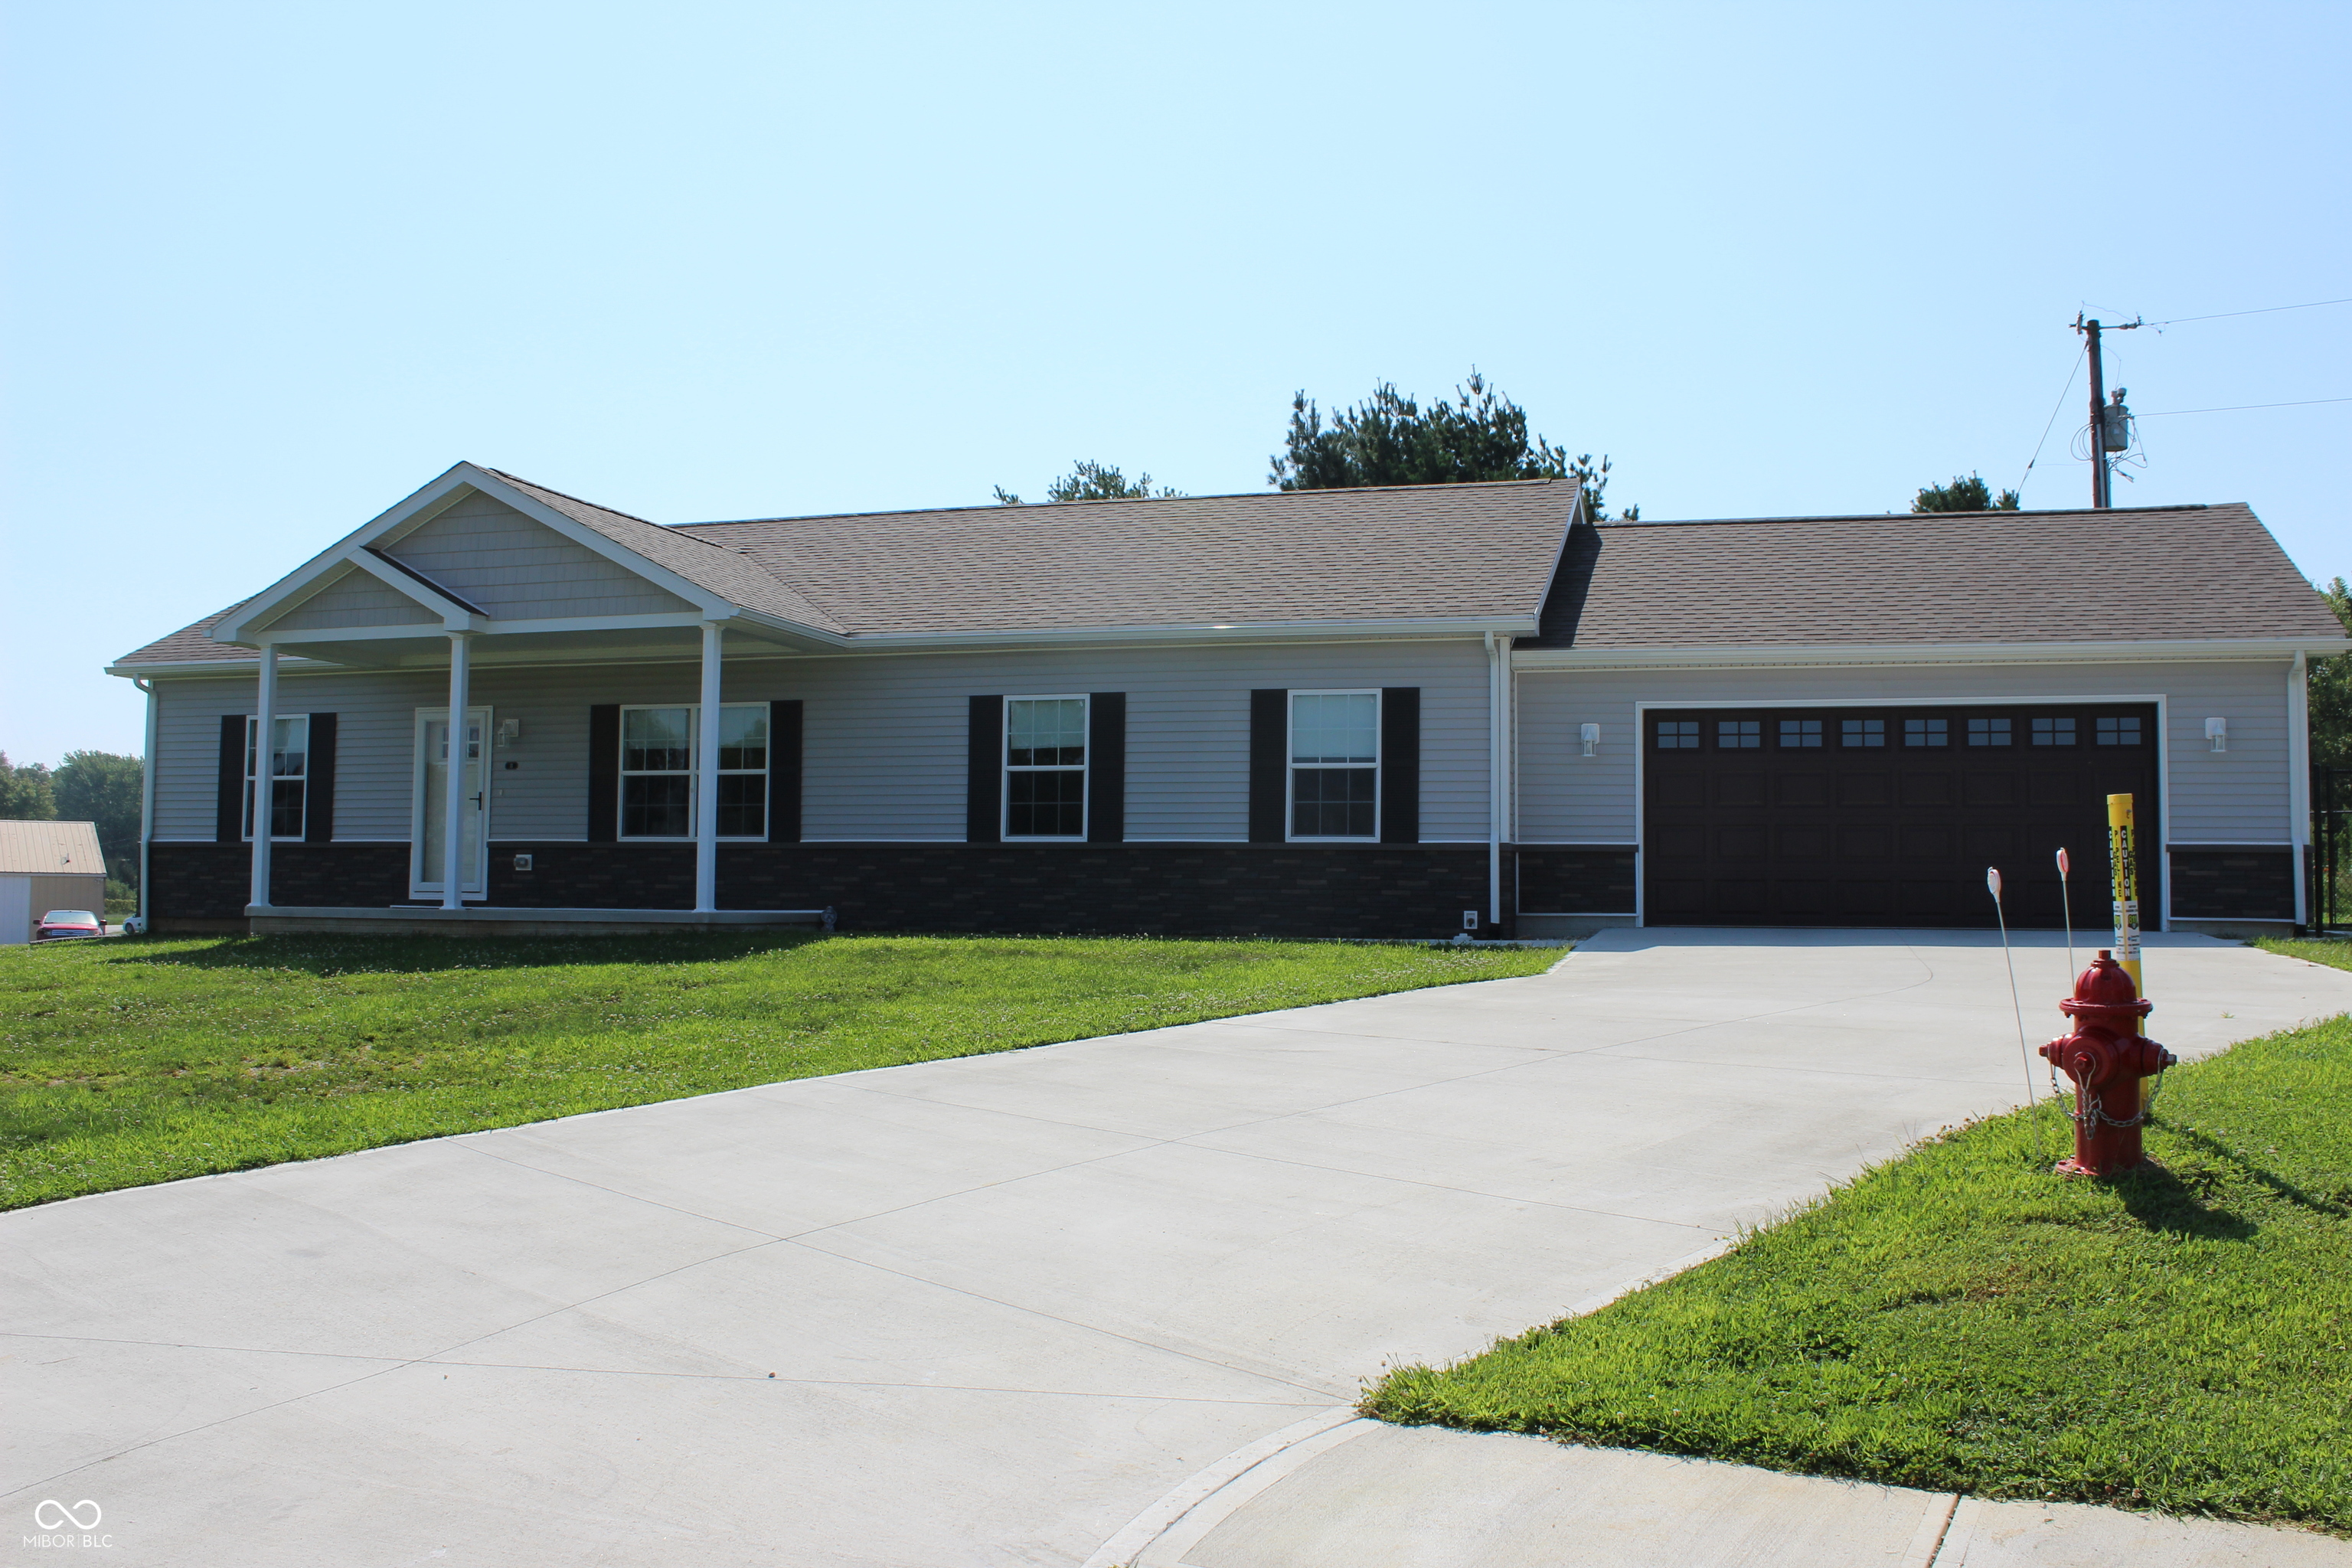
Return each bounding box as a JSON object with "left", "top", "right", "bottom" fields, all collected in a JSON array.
[{"left": 1082, "top": 1407, "right": 1364, "bottom": 1568}]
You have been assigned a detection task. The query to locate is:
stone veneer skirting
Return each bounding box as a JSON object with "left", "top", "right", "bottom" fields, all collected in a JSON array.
[
  {"left": 2166, "top": 846, "right": 2296, "bottom": 922},
  {"left": 150, "top": 841, "right": 1513, "bottom": 939},
  {"left": 1515, "top": 848, "right": 1639, "bottom": 915},
  {"left": 152, "top": 841, "right": 2316, "bottom": 936}
]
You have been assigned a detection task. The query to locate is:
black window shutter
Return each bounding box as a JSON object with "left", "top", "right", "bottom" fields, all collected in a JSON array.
[
  {"left": 1248, "top": 689, "right": 1287, "bottom": 842},
  {"left": 587, "top": 704, "right": 620, "bottom": 844},
  {"left": 216, "top": 714, "right": 245, "bottom": 842},
  {"left": 304, "top": 713, "right": 338, "bottom": 844},
  {"left": 966, "top": 696, "right": 1004, "bottom": 842},
  {"left": 1380, "top": 687, "right": 1421, "bottom": 844},
  {"left": 768, "top": 699, "right": 803, "bottom": 843},
  {"left": 1086, "top": 692, "right": 1125, "bottom": 843}
]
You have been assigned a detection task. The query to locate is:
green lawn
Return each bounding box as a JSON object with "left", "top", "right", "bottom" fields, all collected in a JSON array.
[
  {"left": 0, "top": 930, "right": 1556, "bottom": 1210},
  {"left": 1365, "top": 947, "right": 2352, "bottom": 1532}
]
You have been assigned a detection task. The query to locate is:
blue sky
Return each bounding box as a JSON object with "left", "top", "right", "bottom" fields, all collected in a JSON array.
[{"left": 5, "top": 1, "right": 2347, "bottom": 763}]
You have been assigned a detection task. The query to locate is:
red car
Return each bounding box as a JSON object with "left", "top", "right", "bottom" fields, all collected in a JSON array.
[{"left": 33, "top": 909, "right": 104, "bottom": 941}]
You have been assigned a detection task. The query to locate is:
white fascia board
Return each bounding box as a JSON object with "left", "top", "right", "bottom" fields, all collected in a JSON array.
[
  {"left": 1511, "top": 635, "right": 2336, "bottom": 672},
  {"left": 260, "top": 623, "right": 458, "bottom": 645},
  {"left": 212, "top": 464, "right": 482, "bottom": 644},
  {"left": 480, "top": 611, "right": 712, "bottom": 637}
]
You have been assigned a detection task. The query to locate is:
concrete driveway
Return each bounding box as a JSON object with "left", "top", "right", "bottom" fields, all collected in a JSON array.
[{"left": 7, "top": 931, "right": 2349, "bottom": 1566}]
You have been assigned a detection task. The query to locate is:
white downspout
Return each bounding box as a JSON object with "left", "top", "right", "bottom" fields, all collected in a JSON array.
[
  {"left": 2288, "top": 652, "right": 2311, "bottom": 928},
  {"left": 134, "top": 677, "right": 156, "bottom": 929},
  {"left": 250, "top": 643, "right": 276, "bottom": 913},
  {"left": 441, "top": 632, "right": 473, "bottom": 910},
  {"left": 694, "top": 620, "right": 724, "bottom": 913},
  {"left": 1485, "top": 632, "right": 1504, "bottom": 929}
]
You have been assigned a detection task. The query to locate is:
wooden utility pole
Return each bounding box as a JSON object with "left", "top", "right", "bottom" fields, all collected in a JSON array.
[
  {"left": 2073, "top": 312, "right": 2141, "bottom": 508},
  {"left": 2084, "top": 318, "right": 2109, "bottom": 509}
]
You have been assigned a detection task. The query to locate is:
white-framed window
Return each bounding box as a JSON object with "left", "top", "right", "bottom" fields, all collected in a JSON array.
[
  {"left": 619, "top": 704, "right": 769, "bottom": 839},
  {"left": 1289, "top": 690, "right": 1378, "bottom": 839},
  {"left": 244, "top": 714, "right": 309, "bottom": 841},
  {"left": 1004, "top": 695, "right": 1087, "bottom": 839}
]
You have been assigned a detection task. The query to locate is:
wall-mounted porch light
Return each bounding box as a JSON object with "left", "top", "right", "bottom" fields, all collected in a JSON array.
[
  {"left": 2203, "top": 717, "right": 2226, "bottom": 753},
  {"left": 1579, "top": 723, "right": 1601, "bottom": 757}
]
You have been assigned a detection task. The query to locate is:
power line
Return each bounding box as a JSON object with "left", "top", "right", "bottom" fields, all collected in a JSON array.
[
  {"left": 2149, "top": 295, "right": 2352, "bottom": 327},
  {"left": 2016, "top": 344, "right": 2086, "bottom": 500},
  {"left": 2138, "top": 395, "right": 2352, "bottom": 416}
]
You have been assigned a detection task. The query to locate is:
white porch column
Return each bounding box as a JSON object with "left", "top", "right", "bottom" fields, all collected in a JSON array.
[
  {"left": 250, "top": 642, "right": 277, "bottom": 910},
  {"left": 442, "top": 632, "right": 474, "bottom": 910},
  {"left": 695, "top": 620, "right": 723, "bottom": 913}
]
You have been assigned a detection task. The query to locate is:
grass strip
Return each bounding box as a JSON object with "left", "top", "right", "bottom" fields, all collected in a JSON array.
[
  {"left": 1365, "top": 952, "right": 2352, "bottom": 1531},
  {"left": 0, "top": 930, "right": 1556, "bottom": 1210}
]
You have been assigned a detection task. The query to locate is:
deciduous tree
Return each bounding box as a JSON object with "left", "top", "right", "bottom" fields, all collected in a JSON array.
[
  {"left": 0, "top": 753, "right": 57, "bottom": 820},
  {"left": 2311, "top": 576, "right": 2352, "bottom": 771},
  {"left": 54, "top": 750, "right": 144, "bottom": 887}
]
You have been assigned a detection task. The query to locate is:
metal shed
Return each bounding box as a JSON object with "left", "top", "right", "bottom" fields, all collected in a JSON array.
[{"left": 0, "top": 820, "right": 109, "bottom": 944}]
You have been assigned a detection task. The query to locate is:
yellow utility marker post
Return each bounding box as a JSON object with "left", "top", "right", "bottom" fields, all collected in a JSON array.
[
  {"left": 2106, "top": 792, "right": 2154, "bottom": 1114},
  {"left": 2105, "top": 794, "right": 2141, "bottom": 991}
]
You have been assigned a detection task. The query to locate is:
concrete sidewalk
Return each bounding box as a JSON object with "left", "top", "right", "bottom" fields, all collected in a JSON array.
[
  {"left": 5, "top": 930, "right": 2349, "bottom": 1565},
  {"left": 1123, "top": 1423, "right": 2352, "bottom": 1566}
]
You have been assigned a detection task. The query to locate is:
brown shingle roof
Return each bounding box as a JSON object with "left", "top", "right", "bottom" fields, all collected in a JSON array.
[
  {"left": 113, "top": 477, "right": 1576, "bottom": 665},
  {"left": 1530, "top": 502, "right": 2348, "bottom": 650},
  {"left": 671, "top": 480, "right": 1577, "bottom": 634},
  {"left": 116, "top": 601, "right": 264, "bottom": 666}
]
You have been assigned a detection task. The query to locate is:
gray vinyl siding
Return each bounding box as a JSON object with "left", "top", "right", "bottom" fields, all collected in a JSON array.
[
  {"left": 260, "top": 565, "right": 437, "bottom": 632},
  {"left": 382, "top": 492, "right": 697, "bottom": 620},
  {"left": 1513, "top": 658, "right": 2296, "bottom": 848},
  {"left": 782, "top": 640, "right": 1491, "bottom": 843},
  {"left": 148, "top": 638, "right": 1496, "bottom": 844}
]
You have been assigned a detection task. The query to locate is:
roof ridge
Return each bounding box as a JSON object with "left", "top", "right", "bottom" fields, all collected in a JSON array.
[
  {"left": 672, "top": 477, "right": 1565, "bottom": 531},
  {"left": 1598, "top": 502, "right": 2231, "bottom": 528}
]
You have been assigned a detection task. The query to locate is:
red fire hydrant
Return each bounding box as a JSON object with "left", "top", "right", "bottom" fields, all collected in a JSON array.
[{"left": 2040, "top": 950, "right": 2175, "bottom": 1177}]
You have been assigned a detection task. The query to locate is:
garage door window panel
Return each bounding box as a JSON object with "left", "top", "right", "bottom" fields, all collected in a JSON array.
[
  {"left": 1779, "top": 719, "right": 1823, "bottom": 748},
  {"left": 1969, "top": 717, "right": 2012, "bottom": 747}
]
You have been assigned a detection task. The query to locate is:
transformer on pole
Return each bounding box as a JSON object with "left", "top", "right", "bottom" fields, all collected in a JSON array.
[{"left": 2073, "top": 314, "right": 2141, "bottom": 508}]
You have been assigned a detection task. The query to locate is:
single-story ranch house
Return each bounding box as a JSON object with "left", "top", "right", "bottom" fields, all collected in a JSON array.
[{"left": 111, "top": 462, "right": 2347, "bottom": 939}]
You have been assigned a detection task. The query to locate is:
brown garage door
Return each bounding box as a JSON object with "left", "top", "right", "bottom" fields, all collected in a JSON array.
[{"left": 1643, "top": 704, "right": 2161, "bottom": 928}]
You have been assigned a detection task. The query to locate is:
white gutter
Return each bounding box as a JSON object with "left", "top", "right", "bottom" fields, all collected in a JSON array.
[
  {"left": 1512, "top": 635, "right": 2347, "bottom": 671},
  {"left": 1485, "top": 632, "right": 1504, "bottom": 929}
]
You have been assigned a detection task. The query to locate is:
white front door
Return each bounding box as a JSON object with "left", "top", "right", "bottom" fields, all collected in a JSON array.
[{"left": 413, "top": 707, "right": 490, "bottom": 896}]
